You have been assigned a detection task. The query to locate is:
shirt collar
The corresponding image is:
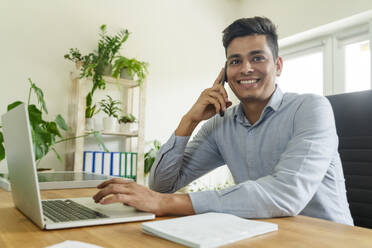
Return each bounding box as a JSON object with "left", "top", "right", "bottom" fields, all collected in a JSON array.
[
  {"left": 234, "top": 84, "right": 284, "bottom": 124},
  {"left": 266, "top": 84, "right": 283, "bottom": 112}
]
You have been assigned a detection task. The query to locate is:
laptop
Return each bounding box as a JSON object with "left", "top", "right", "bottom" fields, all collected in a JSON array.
[
  {"left": 1, "top": 171, "right": 119, "bottom": 191},
  {"left": 1, "top": 103, "right": 155, "bottom": 229}
]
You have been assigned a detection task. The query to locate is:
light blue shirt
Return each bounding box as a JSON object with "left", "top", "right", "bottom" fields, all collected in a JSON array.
[{"left": 149, "top": 86, "right": 353, "bottom": 225}]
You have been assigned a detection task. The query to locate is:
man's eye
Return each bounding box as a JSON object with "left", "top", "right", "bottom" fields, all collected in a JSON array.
[
  {"left": 252, "top": 56, "right": 265, "bottom": 62},
  {"left": 230, "top": 59, "right": 240, "bottom": 65}
]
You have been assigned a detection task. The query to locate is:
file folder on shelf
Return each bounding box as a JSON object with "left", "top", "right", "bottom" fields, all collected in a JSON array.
[{"left": 83, "top": 151, "right": 137, "bottom": 181}]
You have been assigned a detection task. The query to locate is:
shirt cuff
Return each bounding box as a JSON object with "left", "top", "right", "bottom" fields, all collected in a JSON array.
[
  {"left": 188, "top": 184, "right": 243, "bottom": 214},
  {"left": 173, "top": 133, "right": 191, "bottom": 154},
  {"left": 189, "top": 191, "right": 222, "bottom": 214},
  {"left": 159, "top": 132, "right": 191, "bottom": 155}
]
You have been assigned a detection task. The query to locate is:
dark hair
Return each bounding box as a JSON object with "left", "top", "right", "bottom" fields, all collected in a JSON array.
[{"left": 222, "top": 17, "right": 278, "bottom": 60}]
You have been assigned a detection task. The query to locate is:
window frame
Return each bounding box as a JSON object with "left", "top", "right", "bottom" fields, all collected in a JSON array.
[
  {"left": 278, "top": 10, "right": 372, "bottom": 96},
  {"left": 280, "top": 40, "right": 325, "bottom": 95}
]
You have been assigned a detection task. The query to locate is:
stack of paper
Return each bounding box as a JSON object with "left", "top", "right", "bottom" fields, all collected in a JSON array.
[{"left": 142, "top": 212, "right": 278, "bottom": 248}]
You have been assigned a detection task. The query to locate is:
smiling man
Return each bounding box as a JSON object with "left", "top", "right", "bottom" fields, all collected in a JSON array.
[{"left": 93, "top": 17, "right": 353, "bottom": 225}]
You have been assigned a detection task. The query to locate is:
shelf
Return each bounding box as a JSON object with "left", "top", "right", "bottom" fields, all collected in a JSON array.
[
  {"left": 70, "top": 66, "right": 147, "bottom": 184},
  {"left": 103, "top": 76, "right": 139, "bottom": 88},
  {"left": 85, "top": 130, "right": 138, "bottom": 137},
  {"left": 71, "top": 71, "right": 139, "bottom": 88}
]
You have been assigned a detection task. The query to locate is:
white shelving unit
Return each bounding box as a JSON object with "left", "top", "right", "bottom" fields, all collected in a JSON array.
[{"left": 68, "top": 65, "right": 146, "bottom": 184}]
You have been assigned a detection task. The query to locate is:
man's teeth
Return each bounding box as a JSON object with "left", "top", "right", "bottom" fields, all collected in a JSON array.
[{"left": 240, "top": 79, "right": 258, "bottom": 84}]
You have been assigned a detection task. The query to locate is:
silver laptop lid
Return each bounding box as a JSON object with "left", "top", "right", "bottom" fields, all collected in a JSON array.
[{"left": 1, "top": 103, "right": 44, "bottom": 228}]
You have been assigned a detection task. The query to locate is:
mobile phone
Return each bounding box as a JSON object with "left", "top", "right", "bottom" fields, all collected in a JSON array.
[{"left": 219, "top": 62, "right": 228, "bottom": 117}]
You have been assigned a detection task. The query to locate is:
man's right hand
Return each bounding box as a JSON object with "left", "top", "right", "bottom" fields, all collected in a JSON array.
[{"left": 175, "top": 68, "right": 232, "bottom": 136}]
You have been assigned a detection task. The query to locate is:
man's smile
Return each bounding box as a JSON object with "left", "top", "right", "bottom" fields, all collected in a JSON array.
[
  {"left": 237, "top": 78, "right": 261, "bottom": 84},
  {"left": 235, "top": 78, "right": 261, "bottom": 88}
]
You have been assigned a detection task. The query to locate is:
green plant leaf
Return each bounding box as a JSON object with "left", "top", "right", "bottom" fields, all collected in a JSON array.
[
  {"left": 99, "top": 95, "right": 121, "bottom": 117},
  {"left": 144, "top": 156, "right": 155, "bottom": 175},
  {"left": 29, "top": 78, "right": 48, "bottom": 114},
  {"left": 153, "top": 140, "right": 161, "bottom": 150},
  {"left": 56, "top": 115, "right": 68, "bottom": 131},
  {"left": 4, "top": 78, "right": 71, "bottom": 165},
  {"left": 27, "top": 103, "right": 59, "bottom": 162},
  {"left": 0, "top": 131, "right": 5, "bottom": 161},
  {"left": 118, "top": 113, "right": 136, "bottom": 124},
  {"left": 45, "top": 121, "right": 62, "bottom": 138},
  {"left": 86, "top": 92, "right": 93, "bottom": 107},
  {"left": 144, "top": 140, "right": 161, "bottom": 176},
  {"left": 111, "top": 56, "right": 148, "bottom": 85},
  {"left": 92, "top": 131, "right": 109, "bottom": 152},
  {"left": 7, "top": 101, "right": 24, "bottom": 112},
  {"left": 100, "top": 24, "right": 107, "bottom": 33},
  {"left": 31, "top": 128, "right": 48, "bottom": 161},
  {"left": 28, "top": 104, "right": 43, "bottom": 125},
  {"left": 64, "top": 48, "right": 82, "bottom": 63},
  {"left": 51, "top": 147, "right": 62, "bottom": 162}
]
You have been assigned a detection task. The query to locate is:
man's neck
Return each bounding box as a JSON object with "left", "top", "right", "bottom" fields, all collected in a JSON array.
[
  {"left": 240, "top": 91, "right": 275, "bottom": 125},
  {"left": 241, "top": 100, "right": 269, "bottom": 125}
]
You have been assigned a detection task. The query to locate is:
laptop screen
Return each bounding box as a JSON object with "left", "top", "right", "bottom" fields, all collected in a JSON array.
[{"left": 1, "top": 103, "right": 45, "bottom": 228}]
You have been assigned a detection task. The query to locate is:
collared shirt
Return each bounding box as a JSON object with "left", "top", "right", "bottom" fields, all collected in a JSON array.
[{"left": 149, "top": 86, "right": 354, "bottom": 225}]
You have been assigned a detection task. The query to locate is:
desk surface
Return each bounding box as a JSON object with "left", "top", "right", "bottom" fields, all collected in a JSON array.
[{"left": 1, "top": 188, "right": 372, "bottom": 248}]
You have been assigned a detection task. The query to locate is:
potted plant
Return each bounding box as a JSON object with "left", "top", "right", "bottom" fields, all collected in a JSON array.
[
  {"left": 85, "top": 92, "right": 100, "bottom": 130},
  {"left": 0, "top": 78, "right": 108, "bottom": 169},
  {"left": 144, "top": 140, "right": 161, "bottom": 185},
  {"left": 112, "top": 56, "right": 149, "bottom": 85},
  {"left": 118, "top": 113, "right": 136, "bottom": 132},
  {"left": 0, "top": 126, "right": 5, "bottom": 162},
  {"left": 99, "top": 95, "right": 121, "bottom": 132},
  {"left": 64, "top": 24, "right": 130, "bottom": 119}
]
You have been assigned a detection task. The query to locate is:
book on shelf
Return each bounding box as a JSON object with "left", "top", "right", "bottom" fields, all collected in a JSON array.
[
  {"left": 142, "top": 212, "right": 278, "bottom": 248},
  {"left": 83, "top": 151, "right": 137, "bottom": 181}
]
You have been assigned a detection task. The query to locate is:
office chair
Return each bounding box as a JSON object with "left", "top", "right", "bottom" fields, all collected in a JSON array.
[{"left": 326, "top": 90, "right": 372, "bottom": 228}]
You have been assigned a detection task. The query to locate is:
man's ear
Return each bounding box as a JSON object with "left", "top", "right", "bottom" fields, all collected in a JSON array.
[{"left": 275, "top": 56, "right": 283, "bottom": 76}]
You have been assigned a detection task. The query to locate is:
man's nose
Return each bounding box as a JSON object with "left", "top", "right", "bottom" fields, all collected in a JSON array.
[{"left": 240, "top": 60, "right": 254, "bottom": 74}]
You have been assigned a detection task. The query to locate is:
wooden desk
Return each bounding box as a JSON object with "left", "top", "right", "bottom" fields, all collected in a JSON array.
[{"left": 1, "top": 188, "right": 372, "bottom": 248}]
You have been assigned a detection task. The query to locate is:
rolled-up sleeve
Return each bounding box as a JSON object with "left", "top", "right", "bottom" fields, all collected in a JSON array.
[
  {"left": 148, "top": 133, "right": 190, "bottom": 193},
  {"left": 189, "top": 95, "right": 338, "bottom": 218},
  {"left": 149, "top": 119, "right": 226, "bottom": 193}
]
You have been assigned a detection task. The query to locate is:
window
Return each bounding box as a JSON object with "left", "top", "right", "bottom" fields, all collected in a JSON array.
[
  {"left": 279, "top": 11, "right": 372, "bottom": 96},
  {"left": 279, "top": 51, "right": 323, "bottom": 95},
  {"left": 344, "top": 40, "right": 371, "bottom": 93}
]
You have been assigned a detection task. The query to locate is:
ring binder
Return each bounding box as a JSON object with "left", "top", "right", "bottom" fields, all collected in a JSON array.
[{"left": 83, "top": 151, "right": 137, "bottom": 181}]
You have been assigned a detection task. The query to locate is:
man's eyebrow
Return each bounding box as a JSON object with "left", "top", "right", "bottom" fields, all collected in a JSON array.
[
  {"left": 227, "top": 50, "right": 266, "bottom": 60},
  {"left": 227, "top": 54, "right": 241, "bottom": 60},
  {"left": 249, "top": 50, "right": 265, "bottom": 56}
]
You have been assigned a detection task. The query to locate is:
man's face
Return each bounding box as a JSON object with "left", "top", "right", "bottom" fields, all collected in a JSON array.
[{"left": 226, "top": 35, "right": 283, "bottom": 104}]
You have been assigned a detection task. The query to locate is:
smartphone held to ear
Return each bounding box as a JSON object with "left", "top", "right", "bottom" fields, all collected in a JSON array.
[{"left": 219, "top": 63, "right": 228, "bottom": 117}]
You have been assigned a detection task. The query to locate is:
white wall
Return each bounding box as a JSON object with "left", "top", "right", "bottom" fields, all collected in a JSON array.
[
  {"left": 0, "top": 0, "right": 237, "bottom": 170},
  {"left": 2, "top": 0, "right": 372, "bottom": 171},
  {"left": 236, "top": 0, "right": 372, "bottom": 39}
]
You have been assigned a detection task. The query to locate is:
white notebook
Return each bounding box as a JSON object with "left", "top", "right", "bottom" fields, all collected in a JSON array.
[{"left": 142, "top": 212, "right": 278, "bottom": 248}]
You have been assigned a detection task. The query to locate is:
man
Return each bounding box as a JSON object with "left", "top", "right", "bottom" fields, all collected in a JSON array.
[{"left": 93, "top": 17, "right": 353, "bottom": 225}]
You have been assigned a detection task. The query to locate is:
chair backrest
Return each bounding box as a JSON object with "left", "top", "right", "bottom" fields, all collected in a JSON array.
[{"left": 326, "top": 90, "right": 372, "bottom": 228}]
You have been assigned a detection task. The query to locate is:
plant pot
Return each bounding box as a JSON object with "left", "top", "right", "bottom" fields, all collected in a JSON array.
[
  {"left": 103, "top": 117, "right": 117, "bottom": 132},
  {"left": 120, "top": 68, "right": 134, "bottom": 80},
  {"left": 85, "top": 118, "right": 95, "bottom": 131},
  {"left": 75, "top": 61, "right": 83, "bottom": 70},
  {"left": 120, "top": 123, "right": 132, "bottom": 133},
  {"left": 103, "top": 65, "right": 112, "bottom": 76}
]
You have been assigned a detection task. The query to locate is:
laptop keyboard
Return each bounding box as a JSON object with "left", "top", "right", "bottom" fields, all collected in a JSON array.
[{"left": 42, "top": 199, "right": 109, "bottom": 222}]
